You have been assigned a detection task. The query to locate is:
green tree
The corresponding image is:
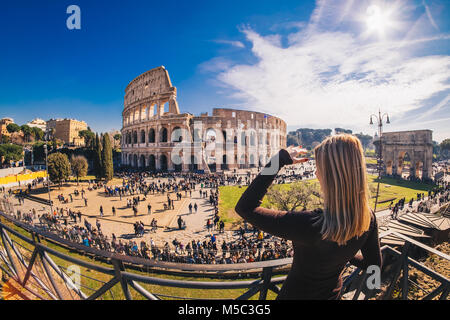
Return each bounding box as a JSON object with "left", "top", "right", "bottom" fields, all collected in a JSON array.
[
  {"left": 32, "top": 142, "right": 46, "bottom": 163},
  {"left": 440, "top": 138, "right": 450, "bottom": 159},
  {"left": 20, "top": 125, "right": 33, "bottom": 142},
  {"left": 355, "top": 133, "right": 373, "bottom": 151},
  {"left": 71, "top": 155, "right": 88, "bottom": 185},
  {"left": 31, "top": 127, "right": 44, "bottom": 141},
  {"left": 93, "top": 133, "right": 102, "bottom": 180},
  {"left": 267, "top": 181, "right": 322, "bottom": 211},
  {"left": 335, "top": 128, "right": 353, "bottom": 134},
  {"left": 6, "top": 123, "right": 20, "bottom": 133},
  {"left": 79, "top": 129, "right": 95, "bottom": 148},
  {"left": 101, "top": 133, "right": 114, "bottom": 181},
  {"left": 47, "top": 152, "right": 71, "bottom": 188},
  {"left": 0, "top": 144, "right": 23, "bottom": 164},
  {"left": 1, "top": 135, "right": 11, "bottom": 144},
  {"left": 113, "top": 133, "right": 121, "bottom": 142}
]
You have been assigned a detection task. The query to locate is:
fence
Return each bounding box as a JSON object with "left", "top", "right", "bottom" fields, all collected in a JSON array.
[
  {"left": 0, "top": 210, "right": 448, "bottom": 300},
  {"left": 0, "top": 170, "right": 47, "bottom": 187}
]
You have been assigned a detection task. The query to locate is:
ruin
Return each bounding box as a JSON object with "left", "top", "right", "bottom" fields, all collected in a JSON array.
[
  {"left": 121, "top": 66, "right": 287, "bottom": 171},
  {"left": 380, "top": 130, "right": 433, "bottom": 179}
]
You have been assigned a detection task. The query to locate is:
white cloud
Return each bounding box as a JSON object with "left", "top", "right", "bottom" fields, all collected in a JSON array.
[
  {"left": 212, "top": 39, "right": 245, "bottom": 48},
  {"left": 209, "top": 0, "right": 450, "bottom": 135}
]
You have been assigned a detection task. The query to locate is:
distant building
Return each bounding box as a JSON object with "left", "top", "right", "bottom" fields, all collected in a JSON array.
[
  {"left": 0, "top": 118, "right": 14, "bottom": 140},
  {"left": 26, "top": 118, "right": 47, "bottom": 131},
  {"left": 46, "top": 118, "right": 88, "bottom": 146}
]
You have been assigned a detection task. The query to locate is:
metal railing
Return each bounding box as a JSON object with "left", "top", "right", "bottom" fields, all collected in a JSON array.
[{"left": 0, "top": 211, "right": 448, "bottom": 300}]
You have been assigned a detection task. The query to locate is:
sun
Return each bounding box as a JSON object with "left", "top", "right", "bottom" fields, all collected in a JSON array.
[{"left": 366, "top": 4, "right": 393, "bottom": 37}]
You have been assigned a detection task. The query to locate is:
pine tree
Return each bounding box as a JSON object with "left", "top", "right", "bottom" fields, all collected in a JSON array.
[
  {"left": 94, "top": 133, "right": 102, "bottom": 180},
  {"left": 101, "top": 133, "right": 114, "bottom": 181}
]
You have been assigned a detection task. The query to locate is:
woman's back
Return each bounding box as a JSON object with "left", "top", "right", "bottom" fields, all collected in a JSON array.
[{"left": 235, "top": 147, "right": 382, "bottom": 300}]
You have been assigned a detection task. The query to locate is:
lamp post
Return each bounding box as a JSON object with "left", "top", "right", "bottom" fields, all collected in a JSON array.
[
  {"left": 43, "top": 144, "right": 53, "bottom": 214},
  {"left": 369, "top": 110, "right": 390, "bottom": 213}
]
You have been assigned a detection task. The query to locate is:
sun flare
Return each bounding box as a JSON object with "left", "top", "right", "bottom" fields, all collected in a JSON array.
[{"left": 366, "top": 5, "right": 392, "bottom": 37}]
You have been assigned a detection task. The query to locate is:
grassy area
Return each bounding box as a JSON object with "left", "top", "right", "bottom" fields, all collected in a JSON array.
[
  {"left": 0, "top": 216, "right": 276, "bottom": 300},
  {"left": 219, "top": 174, "right": 435, "bottom": 228}
]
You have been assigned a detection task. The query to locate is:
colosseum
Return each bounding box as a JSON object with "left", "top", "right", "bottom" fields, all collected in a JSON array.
[{"left": 121, "top": 66, "right": 287, "bottom": 172}]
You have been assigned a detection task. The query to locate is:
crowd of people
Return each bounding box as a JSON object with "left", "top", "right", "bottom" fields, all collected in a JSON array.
[
  {"left": 3, "top": 163, "right": 448, "bottom": 266},
  {"left": 389, "top": 185, "right": 450, "bottom": 219}
]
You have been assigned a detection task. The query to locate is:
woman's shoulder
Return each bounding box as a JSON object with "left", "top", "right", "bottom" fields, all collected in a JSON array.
[{"left": 290, "top": 207, "right": 323, "bottom": 223}]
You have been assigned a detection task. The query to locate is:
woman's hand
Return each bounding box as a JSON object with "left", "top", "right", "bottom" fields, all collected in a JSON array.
[{"left": 286, "top": 145, "right": 309, "bottom": 164}]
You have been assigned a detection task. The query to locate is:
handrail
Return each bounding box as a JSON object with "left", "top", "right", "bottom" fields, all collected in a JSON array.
[{"left": 0, "top": 209, "right": 448, "bottom": 300}]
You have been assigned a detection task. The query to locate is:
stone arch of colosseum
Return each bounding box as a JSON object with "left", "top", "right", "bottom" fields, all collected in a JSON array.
[
  {"left": 380, "top": 130, "right": 433, "bottom": 179},
  {"left": 121, "top": 66, "right": 287, "bottom": 171}
]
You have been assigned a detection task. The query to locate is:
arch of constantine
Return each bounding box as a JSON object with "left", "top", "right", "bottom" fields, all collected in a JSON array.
[
  {"left": 121, "top": 66, "right": 287, "bottom": 172},
  {"left": 381, "top": 130, "right": 433, "bottom": 179}
]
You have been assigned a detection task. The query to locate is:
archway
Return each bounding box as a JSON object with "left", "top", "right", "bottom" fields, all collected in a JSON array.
[
  {"left": 397, "top": 152, "right": 411, "bottom": 179},
  {"left": 415, "top": 160, "right": 423, "bottom": 179},
  {"left": 133, "top": 131, "right": 138, "bottom": 144},
  {"left": 239, "top": 154, "right": 246, "bottom": 169},
  {"left": 148, "top": 128, "right": 155, "bottom": 143},
  {"left": 139, "top": 155, "right": 146, "bottom": 168},
  {"left": 385, "top": 160, "right": 393, "bottom": 175},
  {"left": 189, "top": 155, "right": 198, "bottom": 172},
  {"left": 249, "top": 154, "right": 256, "bottom": 168},
  {"left": 140, "top": 130, "right": 146, "bottom": 144},
  {"left": 148, "top": 155, "right": 156, "bottom": 171},
  {"left": 133, "top": 154, "right": 138, "bottom": 168},
  {"left": 160, "top": 154, "right": 168, "bottom": 171},
  {"left": 221, "top": 154, "right": 228, "bottom": 171},
  {"left": 160, "top": 127, "right": 168, "bottom": 143},
  {"left": 171, "top": 126, "right": 183, "bottom": 142}
]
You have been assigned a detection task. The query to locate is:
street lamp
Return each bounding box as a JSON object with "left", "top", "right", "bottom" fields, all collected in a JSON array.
[
  {"left": 43, "top": 144, "right": 53, "bottom": 214},
  {"left": 369, "top": 110, "right": 390, "bottom": 213}
]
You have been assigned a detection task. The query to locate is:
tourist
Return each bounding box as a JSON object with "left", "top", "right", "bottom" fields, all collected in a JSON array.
[
  {"left": 112, "top": 206, "right": 116, "bottom": 216},
  {"left": 234, "top": 135, "right": 382, "bottom": 300},
  {"left": 147, "top": 204, "right": 152, "bottom": 215}
]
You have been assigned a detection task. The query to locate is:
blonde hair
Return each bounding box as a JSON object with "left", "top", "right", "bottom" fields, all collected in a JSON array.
[{"left": 314, "top": 134, "right": 371, "bottom": 246}]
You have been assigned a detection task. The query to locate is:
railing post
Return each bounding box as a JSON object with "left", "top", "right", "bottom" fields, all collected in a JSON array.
[
  {"left": 112, "top": 258, "right": 132, "bottom": 300},
  {"left": 385, "top": 242, "right": 410, "bottom": 300},
  {"left": 258, "top": 266, "right": 273, "bottom": 300},
  {"left": 0, "top": 225, "right": 19, "bottom": 278}
]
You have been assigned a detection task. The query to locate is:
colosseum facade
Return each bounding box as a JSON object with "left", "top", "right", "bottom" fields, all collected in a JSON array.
[{"left": 121, "top": 66, "right": 287, "bottom": 172}]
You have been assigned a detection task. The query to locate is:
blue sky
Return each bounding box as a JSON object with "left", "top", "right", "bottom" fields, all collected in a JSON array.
[{"left": 0, "top": 0, "right": 449, "bottom": 141}]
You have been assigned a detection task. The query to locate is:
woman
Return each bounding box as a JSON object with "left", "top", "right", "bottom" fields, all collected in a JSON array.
[{"left": 235, "top": 134, "right": 382, "bottom": 300}]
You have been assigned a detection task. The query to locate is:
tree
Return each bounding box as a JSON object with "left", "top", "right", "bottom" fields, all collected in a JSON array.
[
  {"left": 71, "top": 155, "right": 88, "bottom": 185},
  {"left": 32, "top": 142, "right": 46, "bottom": 163},
  {"left": 0, "top": 144, "right": 23, "bottom": 165},
  {"left": 6, "top": 123, "right": 20, "bottom": 134},
  {"left": 101, "top": 133, "right": 114, "bottom": 181},
  {"left": 355, "top": 133, "right": 373, "bottom": 151},
  {"left": 31, "top": 127, "right": 44, "bottom": 141},
  {"left": 79, "top": 129, "right": 95, "bottom": 148},
  {"left": 335, "top": 128, "right": 353, "bottom": 134},
  {"left": 113, "top": 133, "right": 121, "bottom": 142},
  {"left": 20, "top": 125, "right": 33, "bottom": 142},
  {"left": 0, "top": 135, "right": 11, "bottom": 144},
  {"left": 47, "top": 152, "right": 71, "bottom": 188},
  {"left": 267, "top": 181, "right": 322, "bottom": 211},
  {"left": 440, "top": 138, "right": 450, "bottom": 159},
  {"left": 93, "top": 133, "right": 102, "bottom": 180}
]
